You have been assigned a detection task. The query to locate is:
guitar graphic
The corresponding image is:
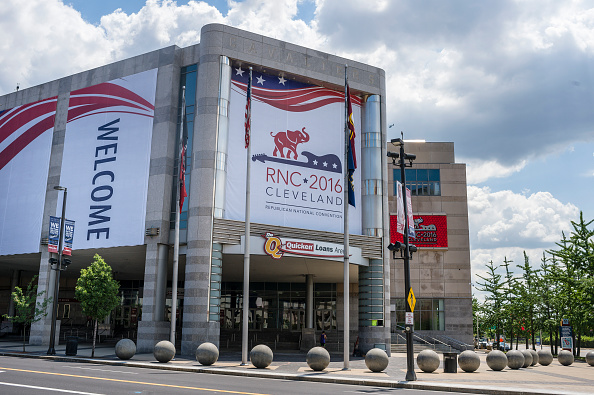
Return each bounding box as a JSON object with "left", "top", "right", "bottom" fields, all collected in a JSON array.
[{"left": 252, "top": 151, "right": 342, "bottom": 174}]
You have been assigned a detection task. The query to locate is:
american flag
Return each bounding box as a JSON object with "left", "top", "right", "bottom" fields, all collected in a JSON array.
[{"left": 179, "top": 138, "right": 187, "bottom": 213}]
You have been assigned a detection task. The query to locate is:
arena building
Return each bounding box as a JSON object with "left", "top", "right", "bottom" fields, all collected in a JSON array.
[{"left": 0, "top": 24, "right": 472, "bottom": 355}]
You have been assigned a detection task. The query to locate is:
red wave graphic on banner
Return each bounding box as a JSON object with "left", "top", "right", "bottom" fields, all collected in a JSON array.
[
  {"left": 1, "top": 81, "right": 155, "bottom": 172},
  {"left": 67, "top": 82, "right": 155, "bottom": 124},
  {"left": 232, "top": 81, "right": 362, "bottom": 112},
  {"left": 0, "top": 97, "right": 57, "bottom": 171}
]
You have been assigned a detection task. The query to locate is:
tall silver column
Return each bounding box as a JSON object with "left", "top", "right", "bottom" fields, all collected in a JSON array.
[
  {"left": 358, "top": 95, "right": 387, "bottom": 352},
  {"left": 213, "top": 56, "right": 232, "bottom": 219},
  {"left": 208, "top": 55, "right": 231, "bottom": 323}
]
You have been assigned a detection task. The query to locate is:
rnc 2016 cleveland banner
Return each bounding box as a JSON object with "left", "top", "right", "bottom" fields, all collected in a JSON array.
[
  {"left": 225, "top": 67, "right": 362, "bottom": 234},
  {"left": 0, "top": 97, "right": 57, "bottom": 255},
  {"left": 58, "top": 69, "right": 158, "bottom": 250}
]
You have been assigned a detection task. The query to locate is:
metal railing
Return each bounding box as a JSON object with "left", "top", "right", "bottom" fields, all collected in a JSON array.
[
  {"left": 435, "top": 335, "right": 473, "bottom": 351},
  {"left": 391, "top": 324, "right": 453, "bottom": 352}
]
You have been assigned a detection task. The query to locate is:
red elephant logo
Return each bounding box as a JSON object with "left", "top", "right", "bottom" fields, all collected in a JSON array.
[{"left": 270, "top": 127, "right": 310, "bottom": 160}]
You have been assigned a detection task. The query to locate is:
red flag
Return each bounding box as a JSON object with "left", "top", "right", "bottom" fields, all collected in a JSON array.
[
  {"left": 245, "top": 69, "right": 252, "bottom": 148},
  {"left": 179, "top": 141, "right": 187, "bottom": 213}
]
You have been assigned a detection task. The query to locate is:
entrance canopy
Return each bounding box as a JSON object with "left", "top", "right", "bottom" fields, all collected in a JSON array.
[{"left": 222, "top": 235, "right": 364, "bottom": 283}]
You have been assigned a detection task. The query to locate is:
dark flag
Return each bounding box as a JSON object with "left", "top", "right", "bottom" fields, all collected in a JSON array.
[
  {"left": 245, "top": 68, "right": 252, "bottom": 148},
  {"left": 179, "top": 137, "right": 187, "bottom": 214},
  {"left": 346, "top": 84, "right": 357, "bottom": 207}
]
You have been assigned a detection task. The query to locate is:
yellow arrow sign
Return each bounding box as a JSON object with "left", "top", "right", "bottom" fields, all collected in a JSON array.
[{"left": 408, "top": 288, "right": 416, "bottom": 312}]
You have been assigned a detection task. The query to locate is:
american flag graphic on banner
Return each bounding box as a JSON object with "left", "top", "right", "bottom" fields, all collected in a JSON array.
[{"left": 232, "top": 68, "right": 362, "bottom": 113}]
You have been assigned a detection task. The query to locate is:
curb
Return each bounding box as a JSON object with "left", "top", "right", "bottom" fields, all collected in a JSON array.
[{"left": 0, "top": 351, "right": 581, "bottom": 395}]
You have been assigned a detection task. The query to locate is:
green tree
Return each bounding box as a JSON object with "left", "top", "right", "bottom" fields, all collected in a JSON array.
[
  {"left": 536, "top": 252, "right": 556, "bottom": 353},
  {"left": 500, "top": 257, "right": 518, "bottom": 349},
  {"left": 75, "top": 254, "right": 120, "bottom": 357},
  {"left": 2, "top": 275, "right": 51, "bottom": 352},
  {"left": 548, "top": 213, "right": 594, "bottom": 356},
  {"left": 476, "top": 261, "right": 506, "bottom": 349},
  {"left": 516, "top": 252, "right": 539, "bottom": 350}
]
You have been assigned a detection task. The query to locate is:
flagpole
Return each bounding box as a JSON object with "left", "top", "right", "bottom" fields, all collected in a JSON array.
[
  {"left": 171, "top": 86, "right": 185, "bottom": 347},
  {"left": 241, "top": 67, "right": 253, "bottom": 365},
  {"left": 343, "top": 65, "right": 350, "bottom": 370}
]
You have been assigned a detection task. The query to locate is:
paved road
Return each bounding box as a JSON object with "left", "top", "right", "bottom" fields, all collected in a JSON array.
[{"left": 0, "top": 356, "right": 457, "bottom": 395}]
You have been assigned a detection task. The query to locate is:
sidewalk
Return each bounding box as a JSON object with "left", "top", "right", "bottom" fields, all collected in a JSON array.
[{"left": 1, "top": 341, "right": 593, "bottom": 395}]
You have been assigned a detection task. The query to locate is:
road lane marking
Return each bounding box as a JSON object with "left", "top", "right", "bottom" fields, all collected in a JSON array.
[
  {"left": 0, "top": 366, "right": 269, "bottom": 394},
  {"left": 68, "top": 366, "right": 138, "bottom": 374},
  {"left": 0, "top": 381, "right": 104, "bottom": 394}
]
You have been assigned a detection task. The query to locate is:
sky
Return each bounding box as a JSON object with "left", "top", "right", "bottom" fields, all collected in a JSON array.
[{"left": 1, "top": 0, "right": 592, "bottom": 293}]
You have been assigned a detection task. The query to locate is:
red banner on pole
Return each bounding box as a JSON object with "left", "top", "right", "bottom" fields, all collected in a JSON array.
[{"left": 390, "top": 214, "right": 448, "bottom": 248}]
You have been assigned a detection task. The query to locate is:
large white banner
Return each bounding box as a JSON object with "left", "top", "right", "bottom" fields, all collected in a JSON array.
[
  {"left": 0, "top": 98, "right": 57, "bottom": 255},
  {"left": 59, "top": 69, "right": 157, "bottom": 250},
  {"left": 225, "top": 67, "right": 362, "bottom": 234}
]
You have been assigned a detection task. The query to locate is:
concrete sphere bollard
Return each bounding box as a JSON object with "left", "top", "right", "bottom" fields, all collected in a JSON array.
[
  {"left": 458, "top": 350, "right": 480, "bottom": 373},
  {"left": 196, "top": 342, "right": 219, "bottom": 366},
  {"left": 306, "top": 346, "right": 330, "bottom": 371},
  {"left": 486, "top": 350, "right": 507, "bottom": 371},
  {"left": 365, "top": 348, "right": 389, "bottom": 372},
  {"left": 115, "top": 339, "right": 136, "bottom": 360},
  {"left": 585, "top": 351, "right": 594, "bottom": 366},
  {"left": 521, "top": 349, "right": 533, "bottom": 368},
  {"left": 417, "top": 349, "right": 440, "bottom": 373},
  {"left": 506, "top": 350, "right": 525, "bottom": 369},
  {"left": 558, "top": 350, "right": 574, "bottom": 366},
  {"left": 529, "top": 349, "right": 538, "bottom": 366},
  {"left": 250, "top": 344, "right": 273, "bottom": 368},
  {"left": 537, "top": 349, "right": 553, "bottom": 366},
  {"left": 153, "top": 340, "right": 175, "bottom": 363}
]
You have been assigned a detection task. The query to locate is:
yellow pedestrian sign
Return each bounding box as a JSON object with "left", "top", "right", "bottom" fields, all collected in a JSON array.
[{"left": 408, "top": 288, "right": 416, "bottom": 312}]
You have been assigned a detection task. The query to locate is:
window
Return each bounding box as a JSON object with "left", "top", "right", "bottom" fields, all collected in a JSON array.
[
  {"left": 393, "top": 169, "right": 440, "bottom": 196},
  {"left": 393, "top": 298, "right": 444, "bottom": 330}
]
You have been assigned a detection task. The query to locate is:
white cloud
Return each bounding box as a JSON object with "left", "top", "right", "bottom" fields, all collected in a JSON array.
[
  {"left": 468, "top": 186, "right": 579, "bottom": 250},
  {"left": 464, "top": 159, "right": 527, "bottom": 184}
]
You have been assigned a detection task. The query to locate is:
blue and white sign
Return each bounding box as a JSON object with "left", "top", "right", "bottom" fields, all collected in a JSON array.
[
  {"left": 63, "top": 219, "right": 75, "bottom": 256},
  {"left": 48, "top": 216, "right": 60, "bottom": 253},
  {"left": 560, "top": 325, "right": 573, "bottom": 351}
]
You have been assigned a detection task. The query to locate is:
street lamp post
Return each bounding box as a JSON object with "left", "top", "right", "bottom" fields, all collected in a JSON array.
[
  {"left": 47, "top": 186, "right": 67, "bottom": 355},
  {"left": 387, "top": 136, "right": 417, "bottom": 382}
]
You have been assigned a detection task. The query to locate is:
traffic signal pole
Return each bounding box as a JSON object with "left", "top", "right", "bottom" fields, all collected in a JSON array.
[
  {"left": 388, "top": 137, "right": 417, "bottom": 381},
  {"left": 398, "top": 140, "right": 417, "bottom": 381}
]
